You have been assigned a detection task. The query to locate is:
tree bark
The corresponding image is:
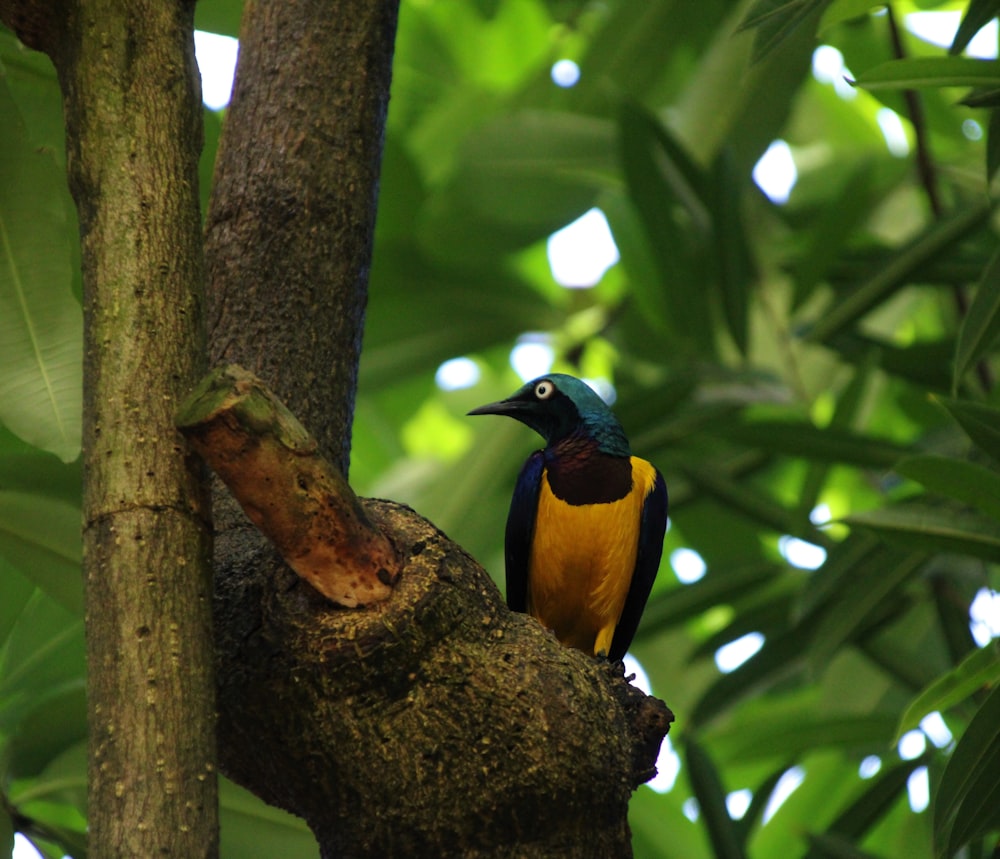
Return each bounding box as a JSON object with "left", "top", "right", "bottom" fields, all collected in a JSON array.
[
  {"left": 201, "top": 5, "right": 671, "bottom": 854},
  {"left": 0, "top": 0, "right": 220, "bottom": 856},
  {"left": 204, "top": 0, "right": 397, "bottom": 476},
  {"left": 212, "top": 495, "right": 670, "bottom": 858}
]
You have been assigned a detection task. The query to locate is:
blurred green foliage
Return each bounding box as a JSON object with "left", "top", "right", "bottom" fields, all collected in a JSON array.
[{"left": 3, "top": 0, "right": 1000, "bottom": 856}]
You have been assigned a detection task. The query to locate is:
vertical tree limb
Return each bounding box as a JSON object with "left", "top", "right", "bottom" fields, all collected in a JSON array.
[
  {"left": 204, "top": 0, "right": 400, "bottom": 476},
  {"left": 33, "top": 1, "right": 219, "bottom": 856}
]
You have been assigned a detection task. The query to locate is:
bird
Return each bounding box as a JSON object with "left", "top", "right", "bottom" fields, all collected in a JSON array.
[{"left": 469, "top": 374, "right": 667, "bottom": 661}]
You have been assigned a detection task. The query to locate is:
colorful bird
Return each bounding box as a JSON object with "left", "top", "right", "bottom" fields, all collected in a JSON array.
[{"left": 469, "top": 374, "right": 667, "bottom": 661}]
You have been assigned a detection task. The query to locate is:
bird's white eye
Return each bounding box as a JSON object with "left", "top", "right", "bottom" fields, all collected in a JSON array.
[{"left": 534, "top": 380, "right": 554, "bottom": 400}]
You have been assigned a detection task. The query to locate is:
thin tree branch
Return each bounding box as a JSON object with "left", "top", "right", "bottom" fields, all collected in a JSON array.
[
  {"left": 886, "top": 5, "right": 943, "bottom": 218},
  {"left": 885, "top": 3, "right": 992, "bottom": 393}
]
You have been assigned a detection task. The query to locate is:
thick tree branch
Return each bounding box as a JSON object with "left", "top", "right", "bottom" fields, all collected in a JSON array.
[{"left": 211, "top": 491, "right": 672, "bottom": 858}]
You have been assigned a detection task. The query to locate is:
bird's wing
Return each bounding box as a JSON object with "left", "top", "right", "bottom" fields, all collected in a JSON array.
[
  {"left": 504, "top": 451, "right": 544, "bottom": 613},
  {"left": 609, "top": 466, "right": 668, "bottom": 661}
]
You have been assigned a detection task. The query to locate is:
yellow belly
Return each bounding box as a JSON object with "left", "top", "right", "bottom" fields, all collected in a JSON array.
[{"left": 527, "top": 457, "right": 658, "bottom": 656}]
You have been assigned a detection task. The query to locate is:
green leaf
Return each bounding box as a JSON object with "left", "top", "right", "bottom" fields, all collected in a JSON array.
[
  {"left": 641, "top": 562, "right": 781, "bottom": 633},
  {"left": 0, "top": 30, "right": 65, "bottom": 161},
  {"left": 0, "top": 491, "right": 82, "bottom": 614},
  {"left": 0, "top": 589, "right": 84, "bottom": 732},
  {"left": 0, "top": 805, "right": 13, "bottom": 859},
  {"left": 630, "top": 786, "right": 712, "bottom": 859},
  {"left": 796, "top": 533, "right": 883, "bottom": 620},
  {"left": 735, "top": 765, "right": 792, "bottom": 846},
  {"left": 670, "top": 0, "right": 816, "bottom": 175},
  {"left": 954, "top": 247, "right": 1000, "bottom": 387},
  {"left": 0, "top": 79, "right": 82, "bottom": 462},
  {"left": 895, "top": 455, "right": 1000, "bottom": 521},
  {"left": 895, "top": 641, "right": 1000, "bottom": 743},
  {"left": 807, "top": 202, "right": 993, "bottom": 344},
  {"left": 738, "top": 0, "right": 809, "bottom": 32},
  {"left": 710, "top": 149, "right": 754, "bottom": 355},
  {"left": 465, "top": 109, "right": 617, "bottom": 225},
  {"left": 951, "top": 0, "right": 1000, "bottom": 56},
  {"left": 717, "top": 420, "right": 909, "bottom": 469},
  {"left": 691, "top": 624, "right": 813, "bottom": 726},
  {"left": 936, "top": 397, "right": 1000, "bottom": 463},
  {"left": 689, "top": 589, "right": 798, "bottom": 662},
  {"left": 8, "top": 742, "right": 88, "bottom": 859},
  {"left": 598, "top": 194, "right": 668, "bottom": 328},
  {"left": 960, "top": 87, "right": 1000, "bottom": 108},
  {"left": 363, "top": 250, "right": 547, "bottom": 387},
  {"left": 0, "top": 557, "right": 35, "bottom": 647},
  {"left": 935, "top": 684, "right": 1000, "bottom": 856},
  {"left": 791, "top": 162, "right": 880, "bottom": 308},
  {"left": 708, "top": 711, "right": 898, "bottom": 763},
  {"left": 194, "top": 0, "right": 244, "bottom": 38},
  {"left": 828, "top": 332, "right": 955, "bottom": 393},
  {"left": 844, "top": 505, "right": 1000, "bottom": 563},
  {"left": 804, "top": 832, "right": 884, "bottom": 859},
  {"left": 220, "top": 777, "right": 318, "bottom": 859},
  {"left": 989, "top": 108, "right": 1000, "bottom": 182},
  {"left": 618, "top": 100, "right": 714, "bottom": 352},
  {"left": 738, "top": 0, "right": 833, "bottom": 64},
  {"left": 853, "top": 57, "right": 1000, "bottom": 90},
  {"left": 5, "top": 681, "right": 86, "bottom": 779},
  {"left": 684, "top": 739, "right": 748, "bottom": 859},
  {"left": 9, "top": 739, "right": 87, "bottom": 810},
  {"left": 679, "top": 462, "right": 830, "bottom": 546},
  {"left": 807, "top": 548, "right": 926, "bottom": 671},
  {"left": 0, "top": 423, "right": 81, "bottom": 506},
  {"left": 805, "top": 757, "right": 924, "bottom": 859}
]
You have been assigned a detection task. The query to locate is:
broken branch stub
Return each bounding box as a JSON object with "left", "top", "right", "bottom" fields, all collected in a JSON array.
[{"left": 176, "top": 365, "right": 398, "bottom": 606}]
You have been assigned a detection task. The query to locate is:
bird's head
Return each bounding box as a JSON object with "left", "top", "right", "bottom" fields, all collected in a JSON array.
[{"left": 468, "top": 374, "right": 631, "bottom": 456}]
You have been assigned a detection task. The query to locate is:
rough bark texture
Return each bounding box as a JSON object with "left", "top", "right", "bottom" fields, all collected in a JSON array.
[
  {"left": 213, "top": 503, "right": 671, "bottom": 859},
  {"left": 202, "top": 0, "right": 672, "bottom": 856},
  {"left": 18, "top": 0, "right": 220, "bottom": 856},
  {"left": 204, "top": 0, "right": 397, "bottom": 476}
]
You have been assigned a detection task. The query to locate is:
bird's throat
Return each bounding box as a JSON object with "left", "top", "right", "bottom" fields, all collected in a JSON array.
[{"left": 546, "top": 438, "right": 632, "bottom": 505}]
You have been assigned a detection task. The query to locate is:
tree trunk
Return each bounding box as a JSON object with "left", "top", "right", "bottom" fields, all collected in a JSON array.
[
  {"left": 202, "top": 1, "right": 671, "bottom": 857},
  {"left": 0, "top": 0, "right": 220, "bottom": 857}
]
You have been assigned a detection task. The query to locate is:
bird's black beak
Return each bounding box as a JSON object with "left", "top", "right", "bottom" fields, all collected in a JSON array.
[
  {"left": 467, "top": 398, "right": 522, "bottom": 417},
  {"left": 468, "top": 391, "right": 555, "bottom": 444}
]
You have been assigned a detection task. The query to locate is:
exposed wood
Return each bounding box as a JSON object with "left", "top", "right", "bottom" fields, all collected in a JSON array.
[{"left": 177, "top": 365, "right": 398, "bottom": 607}]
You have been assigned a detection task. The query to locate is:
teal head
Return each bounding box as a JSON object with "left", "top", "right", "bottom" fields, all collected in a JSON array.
[{"left": 468, "top": 374, "right": 630, "bottom": 457}]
